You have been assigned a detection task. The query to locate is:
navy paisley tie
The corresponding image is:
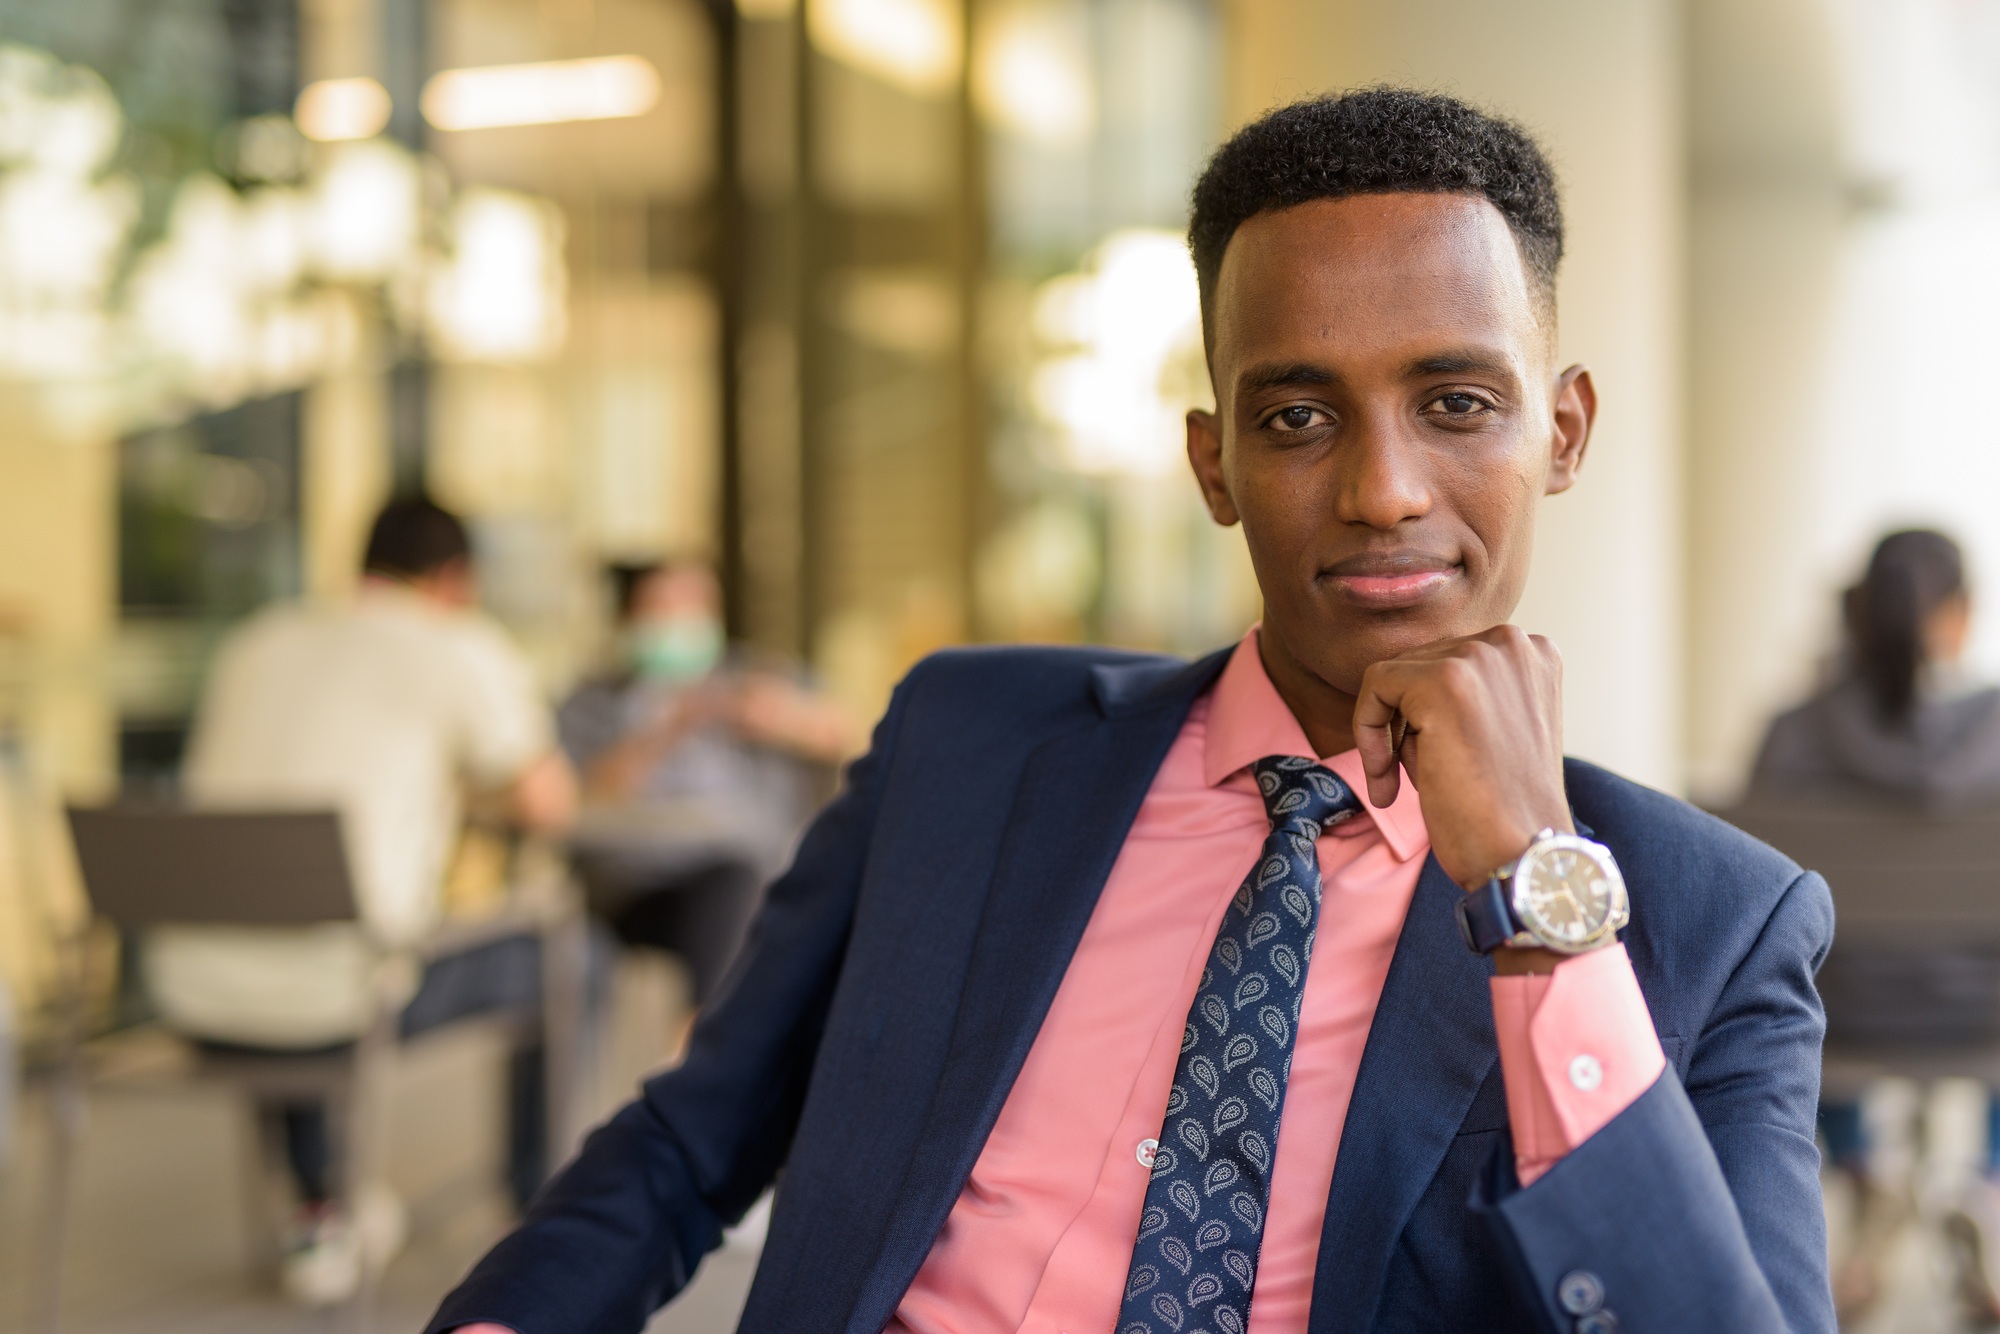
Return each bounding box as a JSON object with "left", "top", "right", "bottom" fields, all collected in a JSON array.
[{"left": 1117, "top": 755, "right": 1362, "bottom": 1334}]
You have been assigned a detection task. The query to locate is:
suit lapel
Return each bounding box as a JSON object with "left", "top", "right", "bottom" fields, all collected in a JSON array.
[
  {"left": 1306, "top": 856, "right": 1499, "bottom": 1334},
  {"left": 845, "top": 652, "right": 1228, "bottom": 1334}
]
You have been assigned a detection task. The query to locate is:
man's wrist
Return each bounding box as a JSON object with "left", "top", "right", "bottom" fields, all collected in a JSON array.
[
  {"left": 1479, "top": 819, "right": 1581, "bottom": 974},
  {"left": 1500, "top": 810, "right": 1575, "bottom": 865},
  {"left": 1491, "top": 823, "right": 1611, "bottom": 973},
  {"left": 1459, "top": 811, "right": 1576, "bottom": 893},
  {"left": 1456, "top": 823, "right": 1626, "bottom": 960}
]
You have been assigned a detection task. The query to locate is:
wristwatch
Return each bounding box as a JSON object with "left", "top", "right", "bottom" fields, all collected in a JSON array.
[{"left": 1455, "top": 827, "right": 1629, "bottom": 955}]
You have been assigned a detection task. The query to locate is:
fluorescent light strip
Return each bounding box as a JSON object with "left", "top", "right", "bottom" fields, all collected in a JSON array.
[{"left": 421, "top": 55, "right": 661, "bottom": 132}]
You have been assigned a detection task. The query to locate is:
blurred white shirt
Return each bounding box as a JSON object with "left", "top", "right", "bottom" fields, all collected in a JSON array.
[{"left": 145, "top": 584, "right": 552, "bottom": 1047}]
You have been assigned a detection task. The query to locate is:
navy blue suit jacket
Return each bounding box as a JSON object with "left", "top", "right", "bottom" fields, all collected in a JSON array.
[{"left": 430, "top": 646, "right": 1837, "bottom": 1333}]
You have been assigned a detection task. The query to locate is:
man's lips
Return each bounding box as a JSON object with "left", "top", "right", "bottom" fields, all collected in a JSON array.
[{"left": 1320, "top": 554, "right": 1460, "bottom": 609}]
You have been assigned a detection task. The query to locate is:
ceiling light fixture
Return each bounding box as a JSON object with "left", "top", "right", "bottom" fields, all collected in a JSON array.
[
  {"left": 809, "top": 0, "right": 961, "bottom": 97},
  {"left": 421, "top": 55, "right": 661, "bottom": 132}
]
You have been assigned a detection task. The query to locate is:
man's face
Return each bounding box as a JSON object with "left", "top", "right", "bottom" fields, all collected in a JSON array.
[{"left": 1187, "top": 192, "right": 1594, "bottom": 696}]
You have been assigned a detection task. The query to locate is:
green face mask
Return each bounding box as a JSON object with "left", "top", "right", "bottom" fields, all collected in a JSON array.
[{"left": 630, "top": 616, "right": 724, "bottom": 683}]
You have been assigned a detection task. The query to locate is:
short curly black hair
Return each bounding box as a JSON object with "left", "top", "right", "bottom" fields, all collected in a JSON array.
[{"left": 1190, "top": 88, "right": 1563, "bottom": 333}]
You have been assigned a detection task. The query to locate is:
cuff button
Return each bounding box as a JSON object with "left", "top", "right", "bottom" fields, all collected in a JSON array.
[
  {"left": 1557, "top": 1269, "right": 1604, "bottom": 1315},
  {"left": 1575, "top": 1311, "right": 1618, "bottom": 1334}
]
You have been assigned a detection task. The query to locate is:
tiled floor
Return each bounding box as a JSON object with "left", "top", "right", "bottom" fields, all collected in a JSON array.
[
  {"left": 0, "top": 955, "right": 757, "bottom": 1334},
  {"left": 0, "top": 1040, "right": 760, "bottom": 1334}
]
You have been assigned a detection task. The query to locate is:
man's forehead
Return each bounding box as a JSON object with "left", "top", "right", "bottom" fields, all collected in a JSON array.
[
  {"left": 1209, "top": 192, "right": 1545, "bottom": 373},
  {"left": 1220, "top": 192, "right": 1530, "bottom": 296}
]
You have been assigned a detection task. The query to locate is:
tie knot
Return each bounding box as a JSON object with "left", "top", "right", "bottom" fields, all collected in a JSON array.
[{"left": 1250, "top": 755, "right": 1361, "bottom": 835}]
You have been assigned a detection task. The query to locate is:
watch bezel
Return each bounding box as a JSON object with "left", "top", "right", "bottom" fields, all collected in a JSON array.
[{"left": 1506, "top": 832, "right": 1629, "bottom": 955}]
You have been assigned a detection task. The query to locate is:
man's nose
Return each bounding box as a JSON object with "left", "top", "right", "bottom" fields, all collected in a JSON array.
[{"left": 1334, "top": 414, "right": 1434, "bottom": 530}]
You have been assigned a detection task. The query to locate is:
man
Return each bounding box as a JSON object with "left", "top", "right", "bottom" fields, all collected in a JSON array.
[
  {"left": 431, "top": 90, "right": 1834, "bottom": 1333},
  {"left": 146, "top": 497, "right": 577, "bottom": 1303},
  {"left": 559, "top": 558, "right": 850, "bottom": 1002}
]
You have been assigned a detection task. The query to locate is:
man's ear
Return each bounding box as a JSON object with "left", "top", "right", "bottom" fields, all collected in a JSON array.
[
  {"left": 1545, "top": 365, "right": 1596, "bottom": 496},
  {"left": 1186, "top": 408, "right": 1240, "bottom": 526}
]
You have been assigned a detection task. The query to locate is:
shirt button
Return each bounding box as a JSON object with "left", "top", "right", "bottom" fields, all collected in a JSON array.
[
  {"left": 1567, "top": 1053, "right": 1604, "bottom": 1093},
  {"left": 1557, "top": 1269, "right": 1604, "bottom": 1315},
  {"left": 1136, "top": 1138, "right": 1158, "bottom": 1169},
  {"left": 1575, "top": 1311, "right": 1618, "bottom": 1334}
]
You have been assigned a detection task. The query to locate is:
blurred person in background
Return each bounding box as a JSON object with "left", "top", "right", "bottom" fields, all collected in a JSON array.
[
  {"left": 143, "top": 497, "right": 578, "bottom": 1306},
  {"left": 558, "top": 559, "right": 850, "bottom": 1003},
  {"left": 1754, "top": 528, "right": 2000, "bottom": 806},
  {"left": 1752, "top": 528, "right": 2000, "bottom": 1319}
]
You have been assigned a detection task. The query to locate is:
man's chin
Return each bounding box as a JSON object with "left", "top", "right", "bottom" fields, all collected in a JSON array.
[{"left": 1286, "top": 615, "right": 1466, "bottom": 689}]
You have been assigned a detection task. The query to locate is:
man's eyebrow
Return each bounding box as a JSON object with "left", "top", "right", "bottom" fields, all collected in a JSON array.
[
  {"left": 1405, "top": 350, "right": 1518, "bottom": 378},
  {"left": 1238, "top": 362, "right": 1339, "bottom": 394}
]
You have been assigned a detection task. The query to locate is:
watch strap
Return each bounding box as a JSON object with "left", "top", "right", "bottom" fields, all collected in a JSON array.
[{"left": 1455, "top": 876, "right": 1520, "bottom": 955}]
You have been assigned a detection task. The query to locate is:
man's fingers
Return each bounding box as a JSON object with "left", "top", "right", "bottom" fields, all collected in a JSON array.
[
  {"left": 1355, "top": 735, "right": 1400, "bottom": 809},
  {"left": 1351, "top": 663, "right": 1406, "bottom": 808}
]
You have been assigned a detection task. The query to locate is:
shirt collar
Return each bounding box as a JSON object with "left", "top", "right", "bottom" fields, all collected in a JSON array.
[{"left": 1201, "top": 628, "right": 1429, "bottom": 863}]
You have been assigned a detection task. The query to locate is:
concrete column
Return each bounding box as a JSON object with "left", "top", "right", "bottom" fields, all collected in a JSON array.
[
  {"left": 1223, "top": 0, "right": 1686, "bottom": 793},
  {"left": 0, "top": 390, "right": 116, "bottom": 793},
  {"left": 0, "top": 396, "right": 108, "bottom": 1024},
  {"left": 1683, "top": 0, "right": 1849, "bottom": 798},
  {"left": 303, "top": 302, "right": 392, "bottom": 604}
]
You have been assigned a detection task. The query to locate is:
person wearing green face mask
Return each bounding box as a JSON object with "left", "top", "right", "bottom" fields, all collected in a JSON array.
[
  {"left": 628, "top": 612, "right": 726, "bottom": 685},
  {"left": 557, "top": 559, "right": 853, "bottom": 1001}
]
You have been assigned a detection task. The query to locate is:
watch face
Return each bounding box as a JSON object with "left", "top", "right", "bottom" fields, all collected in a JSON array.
[{"left": 1514, "top": 840, "right": 1621, "bottom": 950}]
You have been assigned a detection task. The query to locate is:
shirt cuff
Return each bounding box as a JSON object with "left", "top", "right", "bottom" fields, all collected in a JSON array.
[{"left": 1488, "top": 941, "right": 1665, "bottom": 1186}]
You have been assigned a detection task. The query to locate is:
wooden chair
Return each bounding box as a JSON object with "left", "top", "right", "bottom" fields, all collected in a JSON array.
[{"left": 48, "top": 805, "right": 589, "bottom": 1334}]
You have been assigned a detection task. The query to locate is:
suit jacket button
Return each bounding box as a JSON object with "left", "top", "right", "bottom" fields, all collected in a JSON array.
[
  {"left": 1574, "top": 1311, "right": 1618, "bottom": 1334},
  {"left": 1557, "top": 1269, "right": 1604, "bottom": 1315}
]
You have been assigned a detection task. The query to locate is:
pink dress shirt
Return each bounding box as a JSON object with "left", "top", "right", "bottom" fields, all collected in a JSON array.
[{"left": 887, "top": 631, "right": 1664, "bottom": 1334}]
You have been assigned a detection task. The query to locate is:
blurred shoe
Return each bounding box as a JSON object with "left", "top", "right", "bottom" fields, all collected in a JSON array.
[
  {"left": 280, "top": 1204, "right": 361, "bottom": 1307},
  {"left": 1947, "top": 1178, "right": 2000, "bottom": 1328},
  {"left": 351, "top": 1181, "right": 408, "bottom": 1271}
]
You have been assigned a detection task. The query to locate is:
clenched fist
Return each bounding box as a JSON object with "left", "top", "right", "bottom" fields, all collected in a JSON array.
[{"left": 1352, "top": 625, "right": 1572, "bottom": 893}]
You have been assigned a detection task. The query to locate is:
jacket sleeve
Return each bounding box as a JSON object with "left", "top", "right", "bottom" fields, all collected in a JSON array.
[
  {"left": 424, "top": 673, "right": 917, "bottom": 1334},
  {"left": 1473, "top": 870, "right": 1837, "bottom": 1333}
]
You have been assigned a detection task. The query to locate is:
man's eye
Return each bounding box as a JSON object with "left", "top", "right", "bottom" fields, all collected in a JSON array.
[
  {"left": 1270, "top": 405, "right": 1324, "bottom": 432},
  {"left": 1435, "top": 393, "right": 1484, "bottom": 414}
]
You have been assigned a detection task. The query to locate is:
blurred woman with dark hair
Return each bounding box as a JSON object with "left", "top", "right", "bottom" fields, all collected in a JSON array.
[
  {"left": 1754, "top": 528, "right": 2000, "bottom": 804},
  {"left": 1753, "top": 528, "right": 2000, "bottom": 1320}
]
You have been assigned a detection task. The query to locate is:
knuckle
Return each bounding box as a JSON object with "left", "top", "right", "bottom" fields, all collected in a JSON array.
[
  {"left": 1355, "top": 664, "right": 1398, "bottom": 718},
  {"left": 1457, "top": 643, "right": 1498, "bottom": 679},
  {"left": 1433, "top": 655, "right": 1476, "bottom": 695}
]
